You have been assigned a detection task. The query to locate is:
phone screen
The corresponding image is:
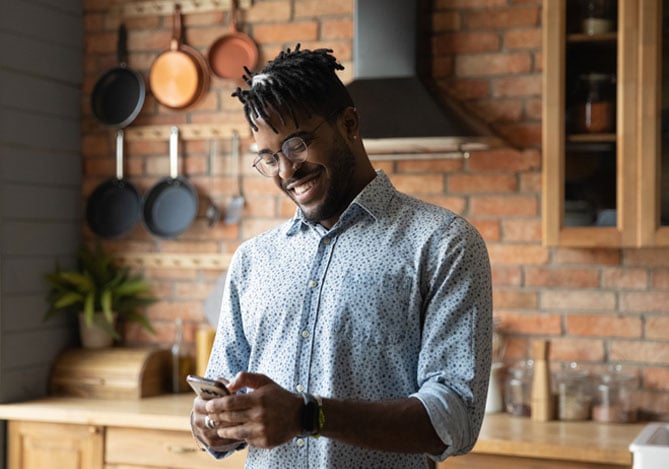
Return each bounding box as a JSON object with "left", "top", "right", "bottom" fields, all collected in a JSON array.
[{"left": 186, "top": 374, "right": 230, "bottom": 398}]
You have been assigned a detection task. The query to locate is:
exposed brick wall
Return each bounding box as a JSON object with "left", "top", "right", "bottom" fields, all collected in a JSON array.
[{"left": 82, "top": 0, "right": 669, "bottom": 417}]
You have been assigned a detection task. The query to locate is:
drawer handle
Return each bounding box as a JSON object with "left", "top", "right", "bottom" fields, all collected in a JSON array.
[{"left": 167, "top": 444, "right": 198, "bottom": 454}]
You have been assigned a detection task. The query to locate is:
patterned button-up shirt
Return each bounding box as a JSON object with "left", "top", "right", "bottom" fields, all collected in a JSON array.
[{"left": 206, "top": 171, "right": 493, "bottom": 468}]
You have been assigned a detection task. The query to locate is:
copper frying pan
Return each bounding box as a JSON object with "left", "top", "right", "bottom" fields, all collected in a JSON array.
[
  {"left": 208, "top": 0, "right": 258, "bottom": 80},
  {"left": 150, "top": 4, "right": 209, "bottom": 109}
]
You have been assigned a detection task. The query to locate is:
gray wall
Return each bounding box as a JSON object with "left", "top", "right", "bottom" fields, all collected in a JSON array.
[{"left": 0, "top": 0, "right": 83, "bottom": 434}]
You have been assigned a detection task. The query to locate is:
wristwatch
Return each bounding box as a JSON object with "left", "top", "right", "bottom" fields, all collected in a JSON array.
[{"left": 299, "top": 392, "right": 324, "bottom": 437}]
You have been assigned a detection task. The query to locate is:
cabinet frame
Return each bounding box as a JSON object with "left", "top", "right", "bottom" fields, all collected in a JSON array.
[{"left": 542, "top": 0, "right": 667, "bottom": 247}]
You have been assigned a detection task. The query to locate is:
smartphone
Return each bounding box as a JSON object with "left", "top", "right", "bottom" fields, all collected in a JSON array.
[{"left": 186, "top": 374, "right": 231, "bottom": 399}]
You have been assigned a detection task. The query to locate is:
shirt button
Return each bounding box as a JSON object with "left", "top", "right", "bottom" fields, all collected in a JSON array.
[
  {"left": 323, "top": 238, "right": 331, "bottom": 245},
  {"left": 301, "top": 330, "right": 310, "bottom": 338},
  {"left": 296, "top": 384, "right": 304, "bottom": 392},
  {"left": 296, "top": 438, "right": 305, "bottom": 447},
  {"left": 308, "top": 279, "right": 318, "bottom": 288}
]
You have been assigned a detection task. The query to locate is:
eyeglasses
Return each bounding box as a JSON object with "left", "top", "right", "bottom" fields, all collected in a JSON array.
[{"left": 252, "top": 117, "right": 332, "bottom": 177}]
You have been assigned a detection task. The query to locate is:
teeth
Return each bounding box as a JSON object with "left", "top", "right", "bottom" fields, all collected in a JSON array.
[{"left": 293, "top": 179, "right": 315, "bottom": 195}]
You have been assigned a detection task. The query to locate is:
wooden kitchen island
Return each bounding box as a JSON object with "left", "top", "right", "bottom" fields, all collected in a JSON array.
[{"left": 0, "top": 395, "right": 646, "bottom": 469}]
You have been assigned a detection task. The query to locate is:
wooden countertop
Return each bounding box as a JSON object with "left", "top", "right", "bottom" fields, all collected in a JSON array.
[
  {"left": 0, "top": 396, "right": 646, "bottom": 465},
  {"left": 472, "top": 413, "right": 645, "bottom": 466}
]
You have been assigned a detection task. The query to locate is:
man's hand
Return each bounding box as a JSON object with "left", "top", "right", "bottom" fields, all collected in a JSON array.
[{"left": 205, "top": 372, "right": 303, "bottom": 448}]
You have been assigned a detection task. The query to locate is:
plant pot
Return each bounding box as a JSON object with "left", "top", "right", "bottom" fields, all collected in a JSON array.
[{"left": 78, "top": 313, "right": 117, "bottom": 349}]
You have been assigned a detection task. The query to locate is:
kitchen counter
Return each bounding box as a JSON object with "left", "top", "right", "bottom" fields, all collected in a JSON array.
[{"left": 0, "top": 396, "right": 646, "bottom": 467}]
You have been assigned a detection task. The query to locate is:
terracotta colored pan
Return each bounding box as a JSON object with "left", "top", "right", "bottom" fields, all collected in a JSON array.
[
  {"left": 149, "top": 5, "right": 209, "bottom": 109},
  {"left": 208, "top": 0, "right": 258, "bottom": 79}
]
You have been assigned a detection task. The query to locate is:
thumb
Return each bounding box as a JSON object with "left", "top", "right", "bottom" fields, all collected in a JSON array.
[{"left": 227, "top": 371, "right": 274, "bottom": 392}]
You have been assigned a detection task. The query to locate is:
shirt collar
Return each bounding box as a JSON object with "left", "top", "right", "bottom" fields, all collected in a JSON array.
[{"left": 284, "top": 170, "right": 395, "bottom": 236}]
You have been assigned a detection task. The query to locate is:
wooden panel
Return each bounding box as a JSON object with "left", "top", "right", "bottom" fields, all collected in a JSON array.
[
  {"left": 439, "top": 452, "right": 629, "bottom": 469},
  {"left": 105, "top": 427, "right": 247, "bottom": 468},
  {"left": 0, "top": 109, "right": 80, "bottom": 151},
  {"left": 0, "top": 145, "right": 80, "bottom": 185},
  {"left": 8, "top": 420, "right": 104, "bottom": 469},
  {"left": 0, "top": 1, "right": 83, "bottom": 49},
  {"left": 0, "top": 71, "right": 81, "bottom": 120},
  {"left": 3, "top": 184, "right": 80, "bottom": 220}
]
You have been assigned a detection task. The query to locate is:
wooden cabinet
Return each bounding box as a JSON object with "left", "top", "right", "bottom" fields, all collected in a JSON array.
[
  {"left": 8, "top": 421, "right": 103, "bottom": 469},
  {"left": 542, "top": 0, "right": 669, "bottom": 247}
]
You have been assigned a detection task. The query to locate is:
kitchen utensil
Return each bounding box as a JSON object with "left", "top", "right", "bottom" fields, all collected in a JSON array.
[
  {"left": 91, "top": 24, "right": 145, "bottom": 128},
  {"left": 205, "top": 139, "right": 221, "bottom": 227},
  {"left": 142, "top": 127, "right": 198, "bottom": 238},
  {"left": 149, "top": 5, "right": 209, "bottom": 109},
  {"left": 224, "top": 130, "right": 244, "bottom": 224},
  {"left": 86, "top": 129, "right": 142, "bottom": 238},
  {"left": 207, "top": 0, "right": 258, "bottom": 80}
]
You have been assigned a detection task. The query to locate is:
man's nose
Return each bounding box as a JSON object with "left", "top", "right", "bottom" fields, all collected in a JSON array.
[{"left": 277, "top": 153, "right": 302, "bottom": 179}]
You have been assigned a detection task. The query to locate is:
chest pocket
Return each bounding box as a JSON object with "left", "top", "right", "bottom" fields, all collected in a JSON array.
[{"left": 320, "top": 264, "right": 417, "bottom": 345}]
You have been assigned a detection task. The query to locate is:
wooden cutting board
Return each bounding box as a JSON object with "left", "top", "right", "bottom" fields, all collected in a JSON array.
[{"left": 49, "top": 347, "right": 171, "bottom": 399}]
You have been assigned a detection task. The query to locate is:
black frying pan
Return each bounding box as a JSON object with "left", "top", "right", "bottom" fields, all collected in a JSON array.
[
  {"left": 91, "top": 24, "right": 145, "bottom": 128},
  {"left": 143, "top": 127, "right": 198, "bottom": 238},
  {"left": 86, "top": 130, "right": 142, "bottom": 238}
]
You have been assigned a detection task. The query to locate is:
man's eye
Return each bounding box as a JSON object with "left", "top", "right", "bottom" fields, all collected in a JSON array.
[
  {"left": 260, "top": 154, "right": 277, "bottom": 165},
  {"left": 283, "top": 138, "right": 307, "bottom": 154}
]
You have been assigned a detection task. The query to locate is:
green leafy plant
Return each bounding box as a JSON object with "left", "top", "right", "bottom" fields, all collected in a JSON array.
[{"left": 44, "top": 244, "right": 156, "bottom": 339}]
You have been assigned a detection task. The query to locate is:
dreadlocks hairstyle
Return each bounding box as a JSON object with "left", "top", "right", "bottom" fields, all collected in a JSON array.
[{"left": 231, "top": 44, "right": 354, "bottom": 133}]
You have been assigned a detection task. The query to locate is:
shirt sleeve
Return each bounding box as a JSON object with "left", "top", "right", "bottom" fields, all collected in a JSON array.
[{"left": 410, "top": 216, "right": 493, "bottom": 461}]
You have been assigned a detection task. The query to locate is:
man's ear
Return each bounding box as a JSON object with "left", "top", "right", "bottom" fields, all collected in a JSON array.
[{"left": 340, "top": 106, "right": 360, "bottom": 140}]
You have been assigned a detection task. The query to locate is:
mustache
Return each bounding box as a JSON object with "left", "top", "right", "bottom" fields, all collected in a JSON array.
[{"left": 281, "top": 166, "right": 320, "bottom": 190}]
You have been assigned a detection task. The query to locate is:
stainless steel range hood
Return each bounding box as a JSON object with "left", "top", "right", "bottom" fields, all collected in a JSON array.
[{"left": 347, "top": 0, "right": 505, "bottom": 158}]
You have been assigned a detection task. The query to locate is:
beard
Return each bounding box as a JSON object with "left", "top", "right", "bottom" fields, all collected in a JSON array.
[{"left": 291, "top": 132, "right": 357, "bottom": 225}]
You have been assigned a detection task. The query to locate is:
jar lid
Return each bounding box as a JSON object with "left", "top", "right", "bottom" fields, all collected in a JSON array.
[{"left": 579, "top": 73, "right": 613, "bottom": 82}]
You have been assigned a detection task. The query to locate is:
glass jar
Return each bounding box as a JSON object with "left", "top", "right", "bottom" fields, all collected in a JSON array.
[
  {"left": 504, "top": 359, "right": 533, "bottom": 417},
  {"left": 592, "top": 365, "right": 639, "bottom": 423},
  {"left": 581, "top": 0, "right": 615, "bottom": 35},
  {"left": 573, "top": 73, "right": 615, "bottom": 134},
  {"left": 556, "top": 363, "right": 592, "bottom": 421}
]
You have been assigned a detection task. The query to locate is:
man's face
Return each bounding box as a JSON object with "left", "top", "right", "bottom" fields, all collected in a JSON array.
[{"left": 252, "top": 112, "right": 357, "bottom": 228}]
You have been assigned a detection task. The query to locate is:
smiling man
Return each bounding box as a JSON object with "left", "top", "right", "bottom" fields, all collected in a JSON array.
[{"left": 190, "top": 45, "right": 493, "bottom": 469}]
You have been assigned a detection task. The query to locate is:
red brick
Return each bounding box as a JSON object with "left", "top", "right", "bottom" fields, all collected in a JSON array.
[
  {"left": 549, "top": 338, "right": 605, "bottom": 362},
  {"left": 436, "top": 0, "right": 508, "bottom": 8},
  {"left": 294, "top": 0, "right": 353, "bottom": 17},
  {"left": 322, "top": 19, "right": 353, "bottom": 40},
  {"left": 469, "top": 99, "right": 524, "bottom": 123},
  {"left": 625, "top": 249, "right": 669, "bottom": 267},
  {"left": 502, "top": 219, "right": 542, "bottom": 243},
  {"left": 602, "top": 268, "right": 649, "bottom": 290},
  {"left": 467, "top": 148, "right": 540, "bottom": 172},
  {"left": 441, "top": 79, "right": 491, "bottom": 100},
  {"left": 388, "top": 174, "right": 444, "bottom": 194},
  {"left": 470, "top": 219, "right": 501, "bottom": 242},
  {"left": 566, "top": 315, "right": 642, "bottom": 338},
  {"left": 247, "top": 1, "right": 291, "bottom": 23},
  {"left": 505, "top": 28, "right": 542, "bottom": 49},
  {"left": 432, "top": 12, "right": 461, "bottom": 32},
  {"left": 448, "top": 174, "right": 518, "bottom": 193},
  {"left": 396, "top": 158, "right": 464, "bottom": 173},
  {"left": 470, "top": 195, "right": 538, "bottom": 216},
  {"left": 525, "top": 97, "right": 543, "bottom": 120},
  {"left": 492, "top": 75, "right": 542, "bottom": 97},
  {"left": 653, "top": 269, "right": 669, "bottom": 289},
  {"left": 487, "top": 244, "right": 549, "bottom": 265},
  {"left": 243, "top": 218, "right": 287, "bottom": 237},
  {"left": 495, "top": 122, "right": 542, "bottom": 148},
  {"left": 434, "top": 32, "right": 501, "bottom": 55},
  {"left": 422, "top": 196, "right": 467, "bottom": 215},
  {"left": 610, "top": 340, "right": 669, "bottom": 365},
  {"left": 554, "top": 249, "right": 621, "bottom": 266},
  {"left": 642, "top": 368, "right": 669, "bottom": 391},
  {"left": 253, "top": 22, "right": 319, "bottom": 43},
  {"left": 464, "top": 7, "right": 540, "bottom": 29},
  {"left": 495, "top": 311, "right": 562, "bottom": 334},
  {"left": 492, "top": 266, "right": 523, "bottom": 287},
  {"left": 646, "top": 317, "right": 669, "bottom": 340},
  {"left": 525, "top": 267, "right": 599, "bottom": 288},
  {"left": 493, "top": 289, "right": 538, "bottom": 309},
  {"left": 456, "top": 52, "right": 532, "bottom": 77},
  {"left": 621, "top": 292, "right": 669, "bottom": 313},
  {"left": 541, "top": 290, "right": 616, "bottom": 311}
]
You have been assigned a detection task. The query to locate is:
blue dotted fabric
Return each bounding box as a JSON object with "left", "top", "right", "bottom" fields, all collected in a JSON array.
[{"left": 208, "top": 171, "right": 493, "bottom": 468}]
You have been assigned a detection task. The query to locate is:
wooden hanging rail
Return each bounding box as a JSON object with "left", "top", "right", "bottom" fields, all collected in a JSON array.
[
  {"left": 124, "top": 124, "right": 250, "bottom": 142},
  {"left": 115, "top": 253, "right": 233, "bottom": 270},
  {"left": 123, "top": 0, "right": 253, "bottom": 17}
]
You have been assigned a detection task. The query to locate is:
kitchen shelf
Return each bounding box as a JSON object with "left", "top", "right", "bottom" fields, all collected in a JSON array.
[
  {"left": 115, "top": 253, "right": 232, "bottom": 270},
  {"left": 124, "top": 124, "right": 250, "bottom": 142},
  {"left": 122, "top": 0, "right": 252, "bottom": 17}
]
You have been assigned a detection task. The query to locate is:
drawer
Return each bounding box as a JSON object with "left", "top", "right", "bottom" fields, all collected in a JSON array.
[{"left": 105, "top": 427, "right": 246, "bottom": 468}]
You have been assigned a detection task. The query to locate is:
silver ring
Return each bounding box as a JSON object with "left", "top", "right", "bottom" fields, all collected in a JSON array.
[{"left": 204, "top": 415, "right": 216, "bottom": 430}]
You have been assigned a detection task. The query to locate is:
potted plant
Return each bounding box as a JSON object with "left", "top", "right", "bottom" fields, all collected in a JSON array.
[{"left": 44, "top": 243, "right": 156, "bottom": 348}]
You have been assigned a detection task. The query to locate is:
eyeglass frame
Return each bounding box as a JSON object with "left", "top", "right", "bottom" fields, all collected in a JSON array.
[{"left": 251, "top": 110, "right": 341, "bottom": 177}]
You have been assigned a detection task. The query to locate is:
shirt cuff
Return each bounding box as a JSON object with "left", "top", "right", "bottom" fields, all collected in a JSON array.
[{"left": 410, "top": 380, "right": 473, "bottom": 461}]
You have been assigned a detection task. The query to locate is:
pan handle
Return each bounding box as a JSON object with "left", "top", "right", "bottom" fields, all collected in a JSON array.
[
  {"left": 229, "top": 0, "right": 239, "bottom": 33},
  {"left": 169, "top": 126, "right": 179, "bottom": 179},
  {"left": 116, "top": 129, "right": 124, "bottom": 180},
  {"left": 117, "top": 24, "right": 129, "bottom": 66}
]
